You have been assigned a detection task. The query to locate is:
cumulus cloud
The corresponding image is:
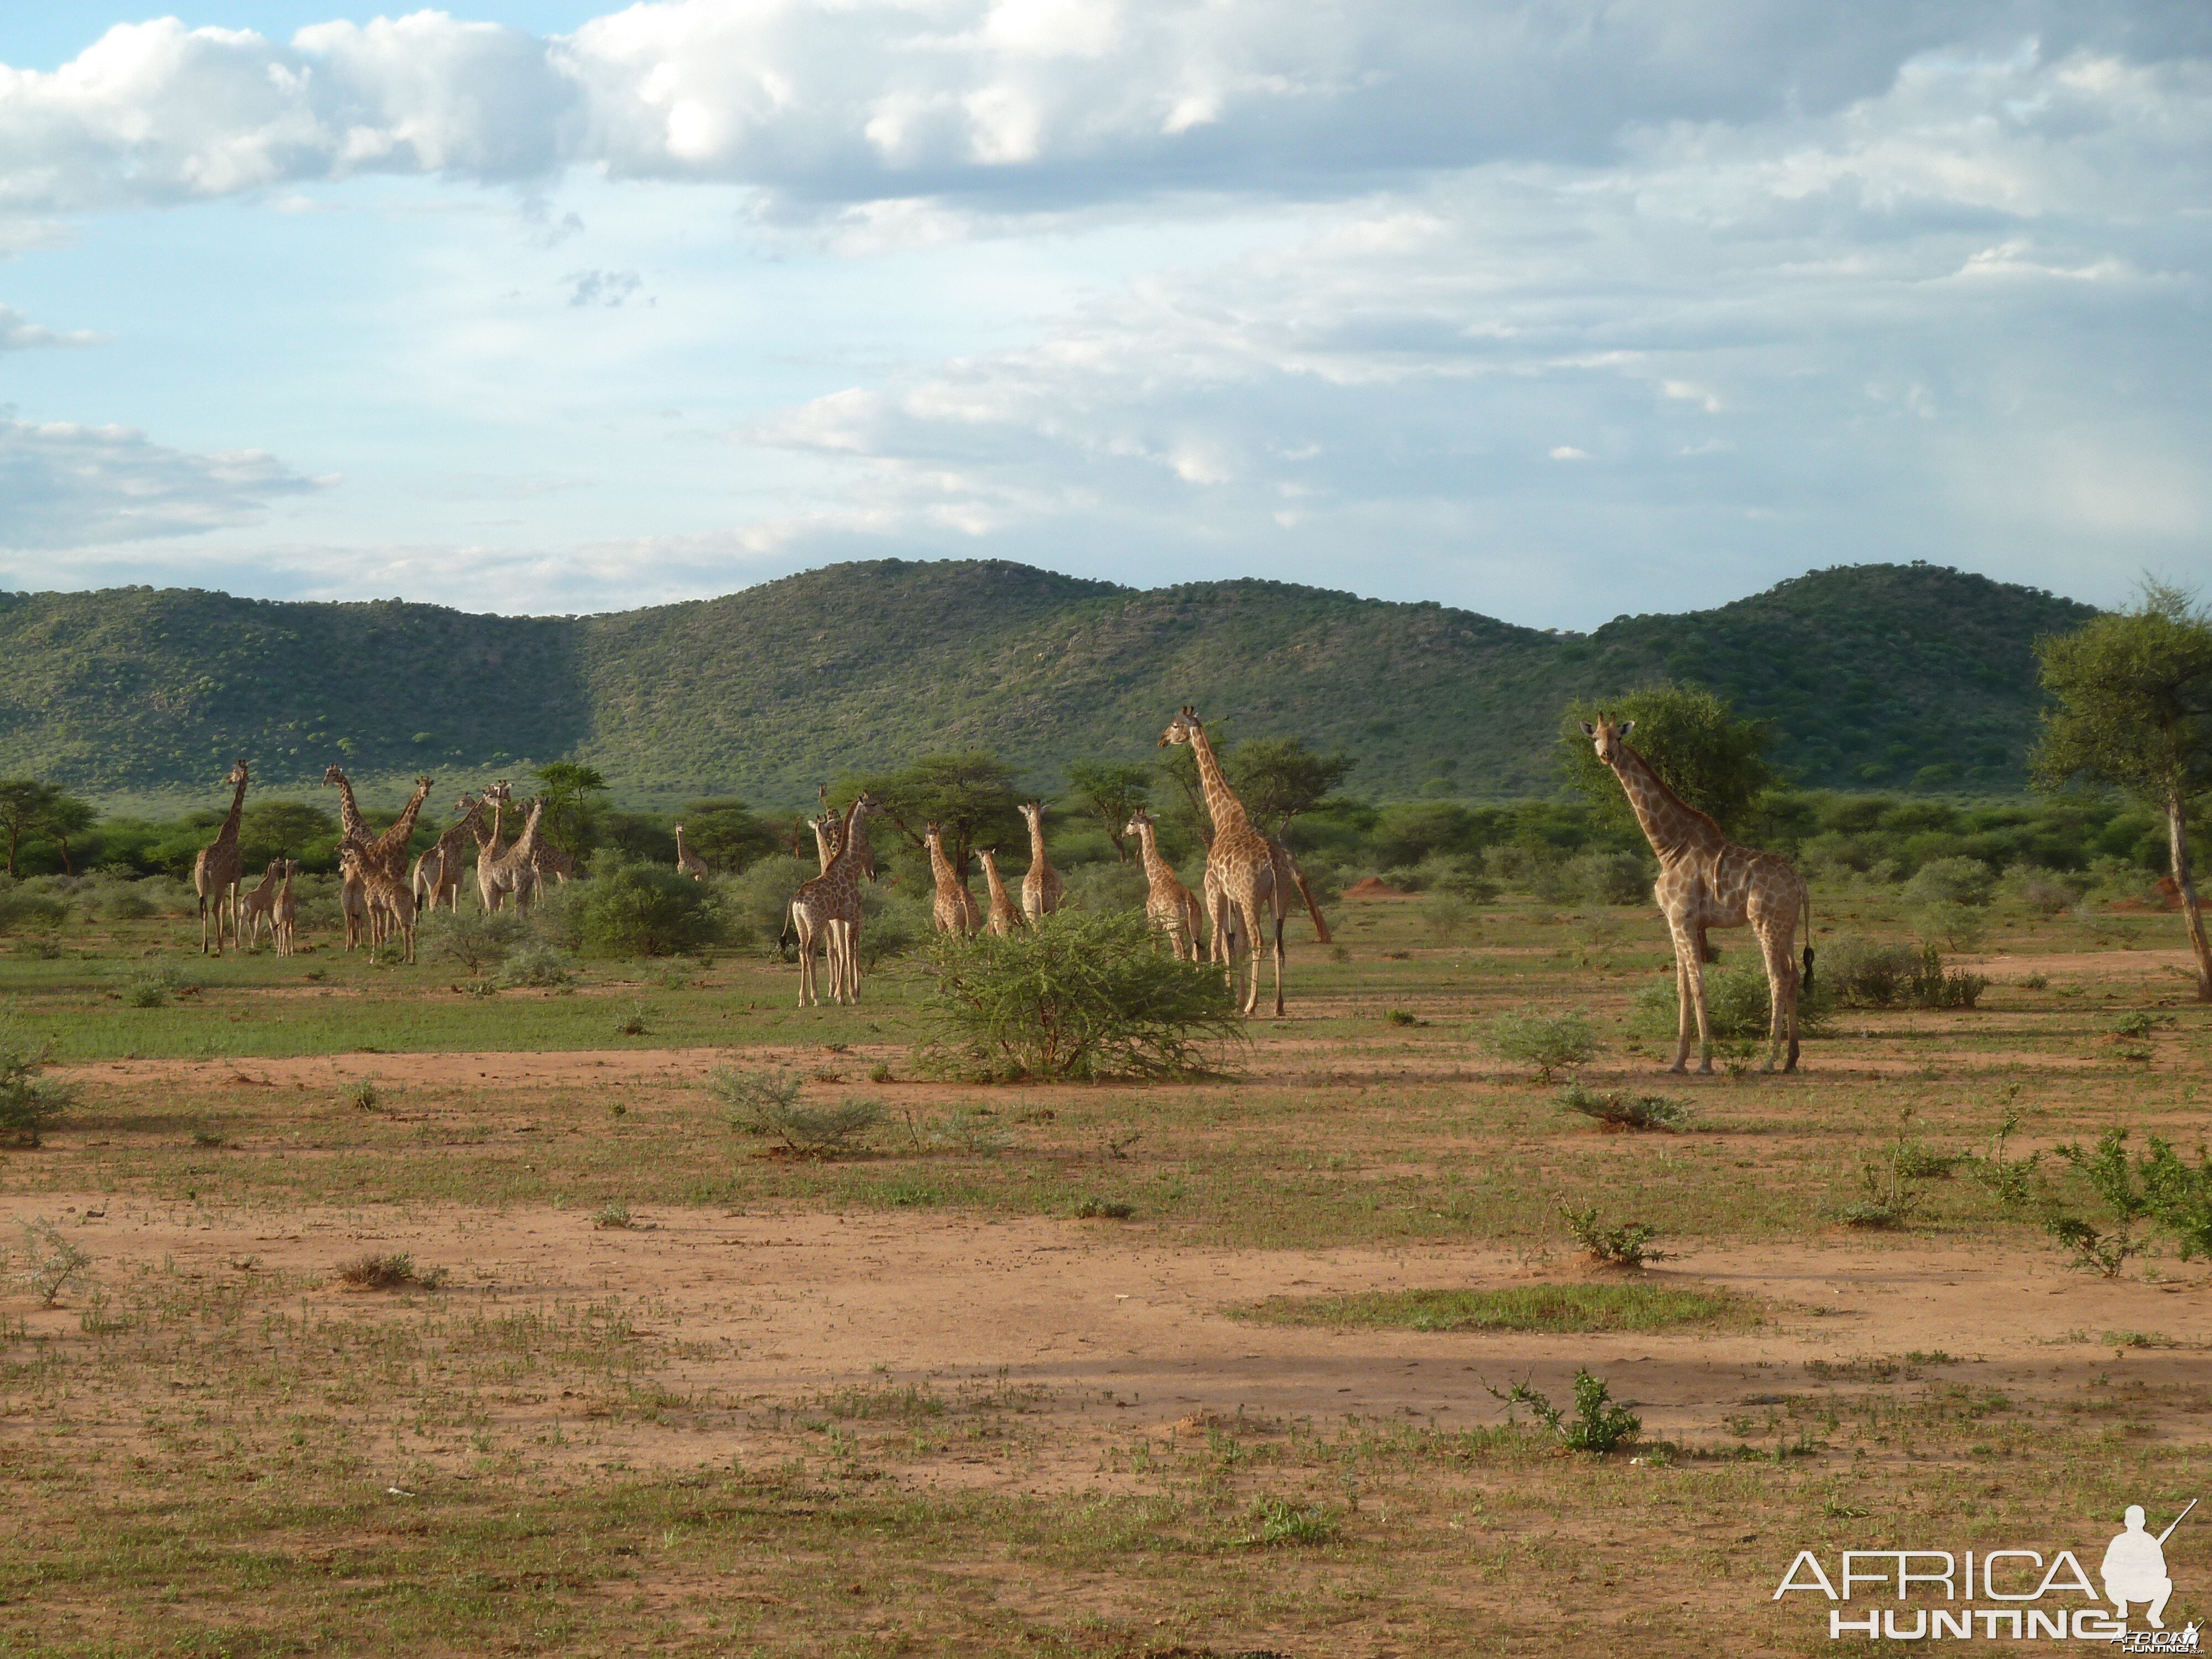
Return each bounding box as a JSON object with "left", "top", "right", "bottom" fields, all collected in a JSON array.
[
  {"left": 0, "top": 301, "right": 100, "bottom": 348},
  {"left": 0, "top": 417, "right": 325, "bottom": 548},
  {"left": 1, "top": 3, "right": 2204, "bottom": 217}
]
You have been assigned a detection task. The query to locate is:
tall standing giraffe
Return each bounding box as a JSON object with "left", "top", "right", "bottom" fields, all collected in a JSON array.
[
  {"left": 786, "top": 793, "right": 883, "bottom": 1007},
  {"left": 1159, "top": 706, "right": 1288, "bottom": 1016},
  {"left": 922, "top": 825, "right": 982, "bottom": 936},
  {"left": 481, "top": 794, "right": 548, "bottom": 913},
  {"left": 1018, "top": 801, "right": 1065, "bottom": 924},
  {"left": 1125, "top": 807, "right": 1205, "bottom": 961},
  {"left": 472, "top": 780, "right": 512, "bottom": 912},
  {"left": 272, "top": 860, "right": 300, "bottom": 957},
  {"left": 192, "top": 759, "right": 251, "bottom": 956},
  {"left": 1581, "top": 715, "right": 1813, "bottom": 1073},
  {"left": 977, "top": 848, "right": 1022, "bottom": 936}
]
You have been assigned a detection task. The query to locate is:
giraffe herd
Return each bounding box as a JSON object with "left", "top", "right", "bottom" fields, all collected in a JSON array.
[{"left": 180, "top": 702, "right": 1812, "bottom": 1073}]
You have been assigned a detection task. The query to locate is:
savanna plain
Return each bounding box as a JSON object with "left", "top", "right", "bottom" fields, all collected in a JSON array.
[{"left": 2, "top": 884, "right": 2205, "bottom": 1657}]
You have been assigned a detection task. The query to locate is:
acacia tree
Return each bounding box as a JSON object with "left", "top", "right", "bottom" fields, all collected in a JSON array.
[
  {"left": 0, "top": 780, "right": 60, "bottom": 878},
  {"left": 840, "top": 752, "right": 1024, "bottom": 880},
  {"left": 2032, "top": 583, "right": 2212, "bottom": 1000},
  {"left": 534, "top": 762, "right": 611, "bottom": 859},
  {"left": 36, "top": 794, "right": 96, "bottom": 877},
  {"left": 1559, "top": 684, "right": 1777, "bottom": 837},
  {"left": 679, "top": 799, "right": 774, "bottom": 874},
  {"left": 1065, "top": 760, "right": 1152, "bottom": 862}
]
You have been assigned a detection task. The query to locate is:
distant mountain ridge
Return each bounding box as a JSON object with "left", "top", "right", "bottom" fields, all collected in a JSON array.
[{"left": 0, "top": 560, "right": 2097, "bottom": 810}]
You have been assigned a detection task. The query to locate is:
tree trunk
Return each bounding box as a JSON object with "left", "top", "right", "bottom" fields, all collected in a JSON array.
[
  {"left": 58, "top": 838, "right": 73, "bottom": 877},
  {"left": 2168, "top": 789, "right": 2212, "bottom": 1001},
  {"left": 4, "top": 826, "right": 16, "bottom": 879}
]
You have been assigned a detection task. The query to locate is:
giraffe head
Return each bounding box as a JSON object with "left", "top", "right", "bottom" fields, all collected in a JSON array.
[
  {"left": 979, "top": 847, "right": 1000, "bottom": 873},
  {"left": 225, "top": 758, "right": 251, "bottom": 789},
  {"left": 1157, "top": 705, "right": 1201, "bottom": 750},
  {"left": 320, "top": 763, "right": 347, "bottom": 789},
  {"left": 1579, "top": 714, "right": 1637, "bottom": 768},
  {"left": 1123, "top": 807, "right": 1156, "bottom": 838},
  {"left": 1019, "top": 800, "right": 1046, "bottom": 832},
  {"left": 484, "top": 779, "right": 513, "bottom": 805},
  {"left": 265, "top": 858, "right": 285, "bottom": 881},
  {"left": 673, "top": 822, "right": 685, "bottom": 836},
  {"left": 453, "top": 791, "right": 479, "bottom": 816},
  {"left": 849, "top": 791, "right": 884, "bottom": 822}
]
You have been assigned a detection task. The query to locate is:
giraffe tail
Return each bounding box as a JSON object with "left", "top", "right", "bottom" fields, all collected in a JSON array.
[
  {"left": 1801, "top": 888, "right": 1815, "bottom": 994},
  {"left": 1292, "top": 864, "right": 1332, "bottom": 944}
]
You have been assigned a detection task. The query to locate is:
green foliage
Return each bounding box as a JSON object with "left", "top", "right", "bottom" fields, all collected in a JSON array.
[
  {"left": 2033, "top": 582, "right": 2212, "bottom": 807},
  {"left": 1801, "top": 940, "right": 1983, "bottom": 1011},
  {"left": 495, "top": 943, "right": 579, "bottom": 989},
  {"left": 534, "top": 762, "right": 611, "bottom": 859},
  {"left": 709, "top": 1068, "right": 881, "bottom": 1156},
  {"left": 1964, "top": 1109, "right": 2042, "bottom": 1211},
  {"left": 18, "top": 1215, "right": 93, "bottom": 1305},
  {"left": 420, "top": 907, "right": 533, "bottom": 975},
  {"left": 675, "top": 799, "right": 774, "bottom": 874},
  {"left": 1488, "top": 1008, "right": 1601, "bottom": 1080},
  {"left": 1557, "top": 1081, "right": 1692, "bottom": 1132},
  {"left": 238, "top": 800, "right": 339, "bottom": 869},
  {"left": 0, "top": 779, "right": 62, "bottom": 878},
  {"left": 2043, "top": 1128, "right": 2212, "bottom": 1275},
  {"left": 1631, "top": 960, "right": 1833, "bottom": 1041},
  {"left": 0, "top": 1024, "right": 74, "bottom": 1146},
  {"left": 720, "top": 855, "right": 813, "bottom": 957},
  {"left": 1561, "top": 684, "right": 1778, "bottom": 837},
  {"left": 1559, "top": 1206, "right": 1669, "bottom": 1266},
  {"left": 1561, "top": 848, "right": 1651, "bottom": 906},
  {"left": 1836, "top": 1110, "right": 1945, "bottom": 1229},
  {"left": 1489, "top": 1369, "right": 1641, "bottom": 1453},
  {"left": 575, "top": 849, "right": 725, "bottom": 958},
  {"left": 1904, "top": 855, "right": 1996, "bottom": 907},
  {"left": 1063, "top": 759, "right": 1152, "bottom": 861},
  {"left": 916, "top": 909, "right": 1245, "bottom": 1081},
  {"left": 1237, "top": 1282, "right": 1741, "bottom": 1333},
  {"left": 1240, "top": 1498, "right": 1340, "bottom": 1547},
  {"left": 844, "top": 752, "right": 1022, "bottom": 878}
]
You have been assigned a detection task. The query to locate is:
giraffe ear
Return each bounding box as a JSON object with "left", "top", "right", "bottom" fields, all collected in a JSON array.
[
  {"left": 1617, "top": 719, "right": 1635, "bottom": 739},
  {"left": 1579, "top": 721, "right": 1597, "bottom": 738}
]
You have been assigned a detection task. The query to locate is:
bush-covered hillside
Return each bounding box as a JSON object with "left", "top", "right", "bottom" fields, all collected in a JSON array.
[{"left": 0, "top": 560, "right": 2095, "bottom": 810}]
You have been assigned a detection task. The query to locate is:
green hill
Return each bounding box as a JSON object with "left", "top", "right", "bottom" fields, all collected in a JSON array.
[{"left": 0, "top": 560, "right": 2096, "bottom": 811}]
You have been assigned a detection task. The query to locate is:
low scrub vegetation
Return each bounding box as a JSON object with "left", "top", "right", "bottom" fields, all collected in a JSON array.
[
  {"left": 916, "top": 910, "right": 1244, "bottom": 1082},
  {"left": 711, "top": 1068, "right": 882, "bottom": 1156},
  {"left": 0, "top": 1025, "right": 74, "bottom": 1146},
  {"left": 1557, "top": 1081, "right": 1692, "bottom": 1132},
  {"left": 1488, "top": 1369, "right": 1641, "bottom": 1454},
  {"left": 1487, "top": 1008, "right": 1600, "bottom": 1081},
  {"left": 1233, "top": 1283, "right": 1744, "bottom": 1334}
]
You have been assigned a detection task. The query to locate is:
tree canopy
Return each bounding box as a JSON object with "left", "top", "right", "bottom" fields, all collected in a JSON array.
[
  {"left": 1064, "top": 760, "right": 1152, "bottom": 862},
  {"left": 534, "top": 761, "right": 611, "bottom": 859},
  {"left": 839, "top": 752, "right": 1024, "bottom": 879},
  {"left": 0, "top": 780, "right": 61, "bottom": 879},
  {"left": 1559, "top": 684, "right": 1777, "bottom": 838}
]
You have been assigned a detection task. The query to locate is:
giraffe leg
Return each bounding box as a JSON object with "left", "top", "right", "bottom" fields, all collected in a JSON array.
[
  {"left": 1760, "top": 921, "right": 1801, "bottom": 1073},
  {"left": 1686, "top": 927, "right": 1715, "bottom": 1073},
  {"left": 1665, "top": 921, "right": 1697, "bottom": 1072}
]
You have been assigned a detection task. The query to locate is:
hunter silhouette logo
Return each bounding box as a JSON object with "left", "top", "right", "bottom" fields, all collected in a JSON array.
[{"left": 1773, "top": 1500, "right": 2198, "bottom": 1645}]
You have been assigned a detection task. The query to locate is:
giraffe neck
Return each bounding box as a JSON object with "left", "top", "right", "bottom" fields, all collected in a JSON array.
[
  {"left": 376, "top": 784, "right": 431, "bottom": 854},
  {"left": 329, "top": 772, "right": 368, "bottom": 843},
  {"left": 1026, "top": 813, "right": 1050, "bottom": 865},
  {"left": 509, "top": 800, "right": 546, "bottom": 859},
  {"left": 216, "top": 776, "right": 249, "bottom": 847},
  {"left": 981, "top": 853, "right": 1012, "bottom": 906},
  {"left": 928, "top": 838, "right": 961, "bottom": 892},
  {"left": 1185, "top": 723, "right": 1251, "bottom": 838},
  {"left": 1135, "top": 822, "right": 1175, "bottom": 885},
  {"left": 674, "top": 827, "right": 688, "bottom": 858},
  {"left": 821, "top": 800, "right": 866, "bottom": 882},
  {"left": 1608, "top": 743, "right": 1722, "bottom": 864}
]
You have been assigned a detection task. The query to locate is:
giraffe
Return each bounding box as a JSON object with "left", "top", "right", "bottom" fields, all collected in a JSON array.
[
  {"left": 237, "top": 858, "right": 284, "bottom": 951},
  {"left": 473, "top": 781, "right": 513, "bottom": 911},
  {"left": 674, "top": 823, "right": 712, "bottom": 881},
  {"left": 1159, "top": 706, "right": 1288, "bottom": 1016},
  {"left": 271, "top": 860, "right": 300, "bottom": 957},
  {"left": 192, "top": 759, "right": 251, "bottom": 956},
  {"left": 322, "top": 763, "right": 372, "bottom": 943},
  {"left": 786, "top": 792, "right": 883, "bottom": 1007},
  {"left": 1582, "top": 715, "right": 1813, "bottom": 1073},
  {"left": 362, "top": 776, "right": 435, "bottom": 883},
  {"left": 481, "top": 794, "right": 547, "bottom": 914},
  {"left": 977, "top": 848, "right": 1023, "bottom": 936},
  {"left": 323, "top": 768, "right": 431, "bottom": 932},
  {"left": 823, "top": 783, "right": 876, "bottom": 884},
  {"left": 414, "top": 793, "right": 484, "bottom": 914},
  {"left": 923, "top": 824, "right": 983, "bottom": 936},
  {"left": 531, "top": 842, "right": 576, "bottom": 886},
  {"left": 1018, "top": 801, "right": 1066, "bottom": 924},
  {"left": 1125, "top": 808, "right": 1205, "bottom": 961},
  {"left": 353, "top": 851, "right": 420, "bottom": 964},
  {"left": 811, "top": 811, "right": 840, "bottom": 873}
]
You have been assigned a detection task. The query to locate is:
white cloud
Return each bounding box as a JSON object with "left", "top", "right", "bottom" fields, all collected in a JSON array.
[
  {"left": 0, "top": 301, "right": 100, "bottom": 348},
  {"left": 2, "top": 4, "right": 2202, "bottom": 219},
  {"left": 0, "top": 418, "right": 325, "bottom": 547}
]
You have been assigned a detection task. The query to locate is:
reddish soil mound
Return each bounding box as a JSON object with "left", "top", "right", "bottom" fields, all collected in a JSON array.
[{"left": 1342, "top": 877, "right": 1405, "bottom": 899}]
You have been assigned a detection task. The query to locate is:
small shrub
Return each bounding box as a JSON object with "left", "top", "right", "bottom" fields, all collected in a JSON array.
[
  {"left": 1905, "top": 856, "right": 1995, "bottom": 907},
  {"left": 2042, "top": 1127, "right": 2212, "bottom": 1275},
  {"left": 1062, "top": 859, "right": 1151, "bottom": 914},
  {"left": 1818, "top": 939, "right": 1983, "bottom": 1010},
  {"left": 1417, "top": 891, "right": 1475, "bottom": 940},
  {"left": 853, "top": 886, "right": 930, "bottom": 968},
  {"left": 97, "top": 884, "right": 154, "bottom": 921},
  {"left": 1557, "top": 1081, "right": 1692, "bottom": 1133},
  {"left": 420, "top": 907, "right": 533, "bottom": 975},
  {"left": 709, "top": 1067, "right": 881, "bottom": 1156},
  {"left": 927, "top": 1107, "right": 1010, "bottom": 1156},
  {"left": 125, "top": 964, "right": 193, "bottom": 1008},
  {"left": 1384, "top": 1008, "right": 1420, "bottom": 1028},
  {"left": 1919, "top": 900, "right": 1987, "bottom": 954},
  {"left": 721, "top": 855, "right": 815, "bottom": 958},
  {"left": 615, "top": 1003, "right": 650, "bottom": 1037},
  {"left": 336, "top": 1252, "right": 443, "bottom": 1291},
  {"left": 1240, "top": 1498, "right": 1340, "bottom": 1547},
  {"left": 2001, "top": 864, "right": 2077, "bottom": 916},
  {"left": 18, "top": 1217, "right": 92, "bottom": 1305},
  {"left": 1905, "top": 946, "right": 1987, "bottom": 1010},
  {"left": 916, "top": 910, "right": 1244, "bottom": 1082},
  {"left": 0, "top": 1026, "right": 75, "bottom": 1146},
  {"left": 577, "top": 849, "right": 727, "bottom": 957},
  {"left": 1488, "top": 1368, "right": 1640, "bottom": 1453},
  {"left": 593, "top": 1202, "right": 634, "bottom": 1230},
  {"left": 1964, "top": 1110, "right": 2042, "bottom": 1209},
  {"left": 1631, "top": 962, "right": 1833, "bottom": 1041},
  {"left": 1836, "top": 1110, "right": 1941, "bottom": 1228},
  {"left": 1489, "top": 1009, "right": 1601, "bottom": 1081},
  {"left": 1073, "top": 1196, "right": 1135, "bottom": 1220},
  {"left": 2020, "top": 971, "right": 2049, "bottom": 991},
  {"left": 867, "top": 1062, "right": 894, "bottom": 1084},
  {"left": 1559, "top": 1205, "right": 1668, "bottom": 1266},
  {"left": 496, "top": 942, "right": 578, "bottom": 989}
]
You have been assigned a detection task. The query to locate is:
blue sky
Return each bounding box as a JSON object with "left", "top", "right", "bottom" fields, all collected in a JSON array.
[{"left": 0, "top": 5, "right": 2204, "bottom": 628}]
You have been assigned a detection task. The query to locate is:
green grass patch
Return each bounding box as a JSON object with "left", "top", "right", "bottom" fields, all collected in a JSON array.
[{"left": 1228, "top": 1281, "right": 1754, "bottom": 1334}]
